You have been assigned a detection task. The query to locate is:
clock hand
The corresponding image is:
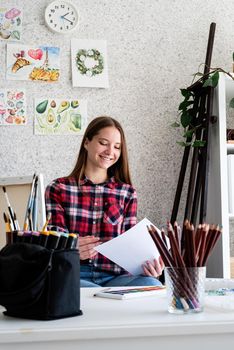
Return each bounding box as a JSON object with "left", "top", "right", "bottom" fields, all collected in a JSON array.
[
  {"left": 61, "top": 12, "right": 69, "bottom": 18},
  {"left": 63, "top": 17, "right": 73, "bottom": 24}
]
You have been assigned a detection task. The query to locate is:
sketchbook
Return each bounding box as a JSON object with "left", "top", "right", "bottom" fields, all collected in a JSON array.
[{"left": 93, "top": 286, "right": 166, "bottom": 300}]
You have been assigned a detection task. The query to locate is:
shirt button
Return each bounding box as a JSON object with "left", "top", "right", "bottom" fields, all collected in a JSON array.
[
  {"left": 94, "top": 202, "right": 97, "bottom": 206},
  {"left": 93, "top": 220, "right": 96, "bottom": 224}
]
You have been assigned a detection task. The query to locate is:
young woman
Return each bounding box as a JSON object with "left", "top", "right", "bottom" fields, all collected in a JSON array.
[{"left": 45, "top": 116, "right": 164, "bottom": 287}]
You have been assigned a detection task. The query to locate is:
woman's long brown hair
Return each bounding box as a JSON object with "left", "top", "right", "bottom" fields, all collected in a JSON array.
[{"left": 68, "top": 116, "right": 132, "bottom": 185}]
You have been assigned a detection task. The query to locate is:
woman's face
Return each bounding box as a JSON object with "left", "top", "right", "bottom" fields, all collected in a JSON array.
[{"left": 84, "top": 126, "right": 121, "bottom": 171}]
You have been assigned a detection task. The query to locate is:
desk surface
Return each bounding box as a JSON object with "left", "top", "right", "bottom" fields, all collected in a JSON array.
[{"left": 1, "top": 288, "right": 234, "bottom": 350}]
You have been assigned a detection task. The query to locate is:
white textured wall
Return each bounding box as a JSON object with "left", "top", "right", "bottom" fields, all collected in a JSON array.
[{"left": 1, "top": 0, "right": 234, "bottom": 227}]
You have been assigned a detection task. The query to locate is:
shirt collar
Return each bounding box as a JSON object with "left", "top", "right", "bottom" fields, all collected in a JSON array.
[{"left": 80, "top": 175, "right": 116, "bottom": 187}]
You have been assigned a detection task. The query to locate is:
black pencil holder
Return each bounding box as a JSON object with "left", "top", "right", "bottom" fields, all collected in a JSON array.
[{"left": 0, "top": 243, "right": 82, "bottom": 320}]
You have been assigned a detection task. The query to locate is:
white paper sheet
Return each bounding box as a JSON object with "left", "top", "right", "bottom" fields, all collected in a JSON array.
[{"left": 94, "top": 217, "right": 167, "bottom": 276}]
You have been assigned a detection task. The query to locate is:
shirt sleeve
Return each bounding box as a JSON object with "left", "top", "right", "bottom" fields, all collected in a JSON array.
[
  {"left": 122, "top": 187, "right": 137, "bottom": 233},
  {"left": 45, "top": 180, "right": 69, "bottom": 233}
]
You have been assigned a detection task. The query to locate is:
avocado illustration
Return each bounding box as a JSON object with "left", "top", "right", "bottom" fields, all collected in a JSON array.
[
  {"left": 71, "top": 100, "right": 79, "bottom": 108},
  {"left": 36, "top": 100, "right": 48, "bottom": 114},
  {"left": 46, "top": 108, "right": 56, "bottom": 125},
  {"left": 57, "top": 101, "right": 70, "bottom": 113},
  {"left": 70, "top": 113, "right": 81, "bottom": 130}
]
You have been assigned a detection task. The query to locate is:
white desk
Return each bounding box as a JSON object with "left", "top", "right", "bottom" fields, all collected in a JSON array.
[{"left": 0, "top": 288, "right": 234, "bottom": 350}]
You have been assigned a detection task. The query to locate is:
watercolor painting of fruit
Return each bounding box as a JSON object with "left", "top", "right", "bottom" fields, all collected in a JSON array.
[
  {"left": 0, "top": 7, "right": 22, "bottom": 42},
  {"left": 0, "top": 89, "right": 26, "bottom": 125},
  {"left": 34, "top": 98, "right": 87, "bottom": 135}
]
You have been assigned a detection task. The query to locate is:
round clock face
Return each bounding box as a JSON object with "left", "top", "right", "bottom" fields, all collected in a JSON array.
[{"left": 45, "top": 1, "right": 79, "bottom": 34}]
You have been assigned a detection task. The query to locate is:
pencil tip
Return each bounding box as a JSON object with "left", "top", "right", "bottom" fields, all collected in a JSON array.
[{"left": 2, "top": 186, "right": 6, "bottom": 192}]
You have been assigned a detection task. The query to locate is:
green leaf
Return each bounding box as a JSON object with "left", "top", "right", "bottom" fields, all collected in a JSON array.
[
  {"left": 171, "top": 121, "right": 180, "bottom": 127},
  {"left": 176, "top": 141, "right": 192, "bottom": 147},
  {"left": 181, "top": 111, "right": 192, "bottom": 128},
  {"left": 192, "top": 140, "right": 206, "bottom": 147},
  {"left": 11, "top": 30, "right": 20, "bottom": 40},
  {"left": 229, "top": 98, "right": 234, "bottom": 108},
  {"left": 211, "top": 71, "right": 219, "bottom": 87},
  {"left": 203, "top": 77, "right": 212, "bottom": 87},
  {"left": 180, "top": 89, "right": 192, "bottom": 99},
  {"left": 183, "top": 129, "right": 194, "bottom": 138},
  {"left": 178, "top": 100, "right": 194, "bottom": 111},
  {"left": 203, "top": 71, "right": 219, "bottom": 88}
]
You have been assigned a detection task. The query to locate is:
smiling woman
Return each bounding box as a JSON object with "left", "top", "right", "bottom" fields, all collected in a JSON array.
[
  {"left": 84, "top": 125, "right": 121, "bottom": 179},
  {"left": 45, "top": 116, "right": 164, "bottom": 288}
]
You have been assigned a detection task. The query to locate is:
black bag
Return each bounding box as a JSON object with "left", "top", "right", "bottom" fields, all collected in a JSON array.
[{"left": 0, "top": 243, "right": 82, "bottom": 320}]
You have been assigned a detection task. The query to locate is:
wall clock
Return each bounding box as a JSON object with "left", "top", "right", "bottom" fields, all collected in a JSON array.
[{"left": 45, "top": 1, "right": 79, "bottom": 34}]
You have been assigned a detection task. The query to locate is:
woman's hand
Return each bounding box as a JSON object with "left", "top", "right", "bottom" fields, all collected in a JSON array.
[
  {"left": 78, "top": 236, "right": 101, "bottom": 260},
  {"left": 142, "top": 256, "right": 164, "bottom": 278}
]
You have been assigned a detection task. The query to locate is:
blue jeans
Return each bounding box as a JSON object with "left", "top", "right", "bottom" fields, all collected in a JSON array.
[{"left": 80, "top": 265, "right": 162, "bottom": 287}]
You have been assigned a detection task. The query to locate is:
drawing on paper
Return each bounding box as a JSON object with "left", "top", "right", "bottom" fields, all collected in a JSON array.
[
  {"left": 0, "top": 89, "right": 26, "bottom": 125},
  {"left": 0, "top": 7, "right": 22, "bottom": 41},
  {"left": 6, "top": 44, "right": 60, "bottom": 82},
  {"left": 71, "top": 39, "right": 109, "bottom": 88},
  {"left": 34, "top": 98, "right": 87, "bottom": 135}
]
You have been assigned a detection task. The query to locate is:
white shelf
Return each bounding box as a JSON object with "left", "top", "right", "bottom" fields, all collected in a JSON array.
[
  {"left": 227, "top": 143, "right": 234, "bottom": 153},
  {"left": 205, "top": 72, "right": 232, "bottom": 278}
]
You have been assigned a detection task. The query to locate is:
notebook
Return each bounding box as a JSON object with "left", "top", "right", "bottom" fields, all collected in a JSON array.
[{"left": 93, "top": 285, "right": 166, "bottom": 300}]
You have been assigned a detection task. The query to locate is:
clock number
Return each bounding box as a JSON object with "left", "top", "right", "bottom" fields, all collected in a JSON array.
[
  {"left": 61, "top": 5, "right": 65, "bottom": 8},
  {"left": 55, "top": 5, "right": 59, "bottom": 9},
  {"left": 51, "top": 9, "right": 55, "bottom": 13}
]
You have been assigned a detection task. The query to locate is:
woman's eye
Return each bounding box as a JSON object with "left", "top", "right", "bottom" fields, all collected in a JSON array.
[
  {"left": 100, "top": 141, "right": 108, "bottom": 146},
  {"left": 115, "top": 146, "right": 120, "bottom": 150}
]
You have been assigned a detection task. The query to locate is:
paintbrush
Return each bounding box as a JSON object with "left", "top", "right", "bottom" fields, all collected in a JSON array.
[
  {"left": 23, "top": 173, "right": 36, "bottom": 229},
  {"left": 2, "top": 186, "right": 16, "bottom": 230}
]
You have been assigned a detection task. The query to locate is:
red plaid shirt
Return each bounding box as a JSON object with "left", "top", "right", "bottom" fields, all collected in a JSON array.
[{"left": 45, "top": 176, "right": 137, "bottom": 275}]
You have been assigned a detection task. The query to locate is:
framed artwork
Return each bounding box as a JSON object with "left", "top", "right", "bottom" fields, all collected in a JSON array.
[
  {"left": 71, "top": 39, "right": 109, "bottom": 88},
  {"left": 34, "top": 98, "right": 87, "bottom": 135},
  {"left": 6, "top": 44, "right": 60, "bottom": 82},
  {"left": 0, "top": 89, "right": 26, "bottom": 125},
  {"left": 0, "top": 7, "right": 22, "bottom": 41}
]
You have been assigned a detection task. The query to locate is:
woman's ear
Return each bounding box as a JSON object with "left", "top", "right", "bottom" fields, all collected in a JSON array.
[{"left": 84, "top": 138, "right": 89, "bottom": 150}]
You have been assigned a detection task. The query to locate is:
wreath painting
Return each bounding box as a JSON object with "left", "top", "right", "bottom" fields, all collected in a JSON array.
[{"left": 71, "top": 39, "right": 109, "bottom": 88}]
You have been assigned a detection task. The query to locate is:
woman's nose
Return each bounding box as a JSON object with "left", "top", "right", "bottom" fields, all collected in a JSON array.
[{"left": 104, "top": 145, "right": 114, "bottom": 154}]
